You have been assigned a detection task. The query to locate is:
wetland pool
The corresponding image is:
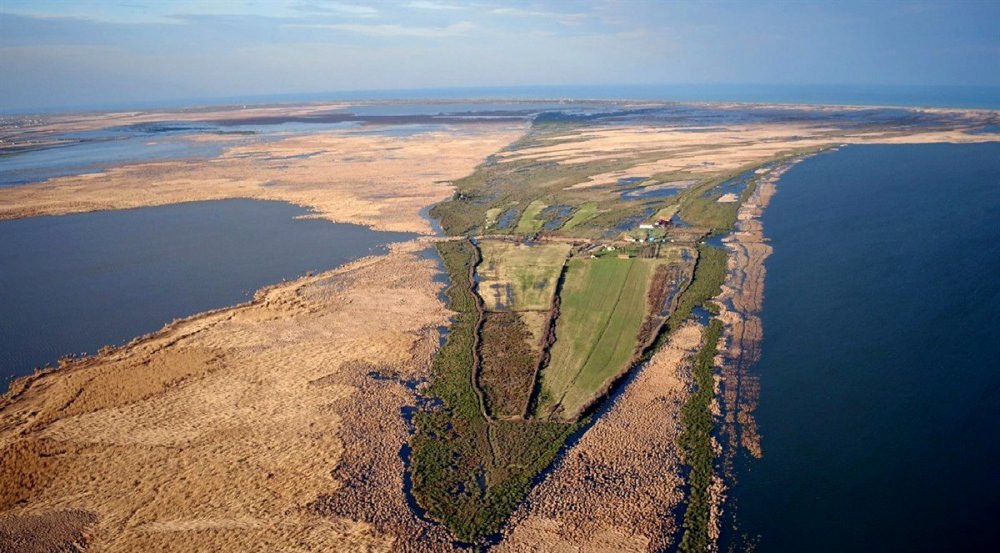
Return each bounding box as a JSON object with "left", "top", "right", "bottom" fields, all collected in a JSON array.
[
  {"left": 725, "top": 143, "right": 1000, "bottom": 551},
  {"left": 0, "top": 199, "right": 414, "bottom": 391}
]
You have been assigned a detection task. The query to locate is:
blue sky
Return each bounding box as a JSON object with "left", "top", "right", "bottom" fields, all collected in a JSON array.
[{"left": 1, "top": 0, "right": 998, "bottom": 110}]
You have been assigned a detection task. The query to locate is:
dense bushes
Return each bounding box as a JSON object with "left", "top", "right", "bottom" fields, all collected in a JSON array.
[{"left": 677, "top": 319, "right": 723, "bottom": 552}]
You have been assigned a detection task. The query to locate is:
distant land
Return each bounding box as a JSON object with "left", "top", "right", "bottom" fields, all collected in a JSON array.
[{"left": 3, "top": 83, "right": 999, "bottom": 115}]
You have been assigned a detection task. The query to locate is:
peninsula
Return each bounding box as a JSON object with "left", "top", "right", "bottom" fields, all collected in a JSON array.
[{"left": 1, "top": 100, "right": 997, "bottom": 552}]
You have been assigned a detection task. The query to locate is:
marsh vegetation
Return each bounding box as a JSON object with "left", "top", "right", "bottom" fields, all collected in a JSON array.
[{"left": 413, "top": 114, "right": 809, "bottom": 543}]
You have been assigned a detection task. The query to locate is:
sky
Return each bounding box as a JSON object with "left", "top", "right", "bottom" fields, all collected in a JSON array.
[{"left": 1, "top": 0, "right": 998, "bottom": 111}]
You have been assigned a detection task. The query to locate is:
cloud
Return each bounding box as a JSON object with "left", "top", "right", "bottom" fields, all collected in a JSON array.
[
  {"left": 490, "top": 6, "right": 587, "bottom": 25},
  {"left": 403, "top": 1, "right": 464, "bottom": 10},
  {"left": 288, "top": 21, "right": 476, "bottom": 37},
  {"left": 291, "top": 1, "right": 379, "bottom": 18}
]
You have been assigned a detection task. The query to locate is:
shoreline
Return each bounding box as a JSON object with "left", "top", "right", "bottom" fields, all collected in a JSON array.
[
  {"left": 706, "top": 151, "right": 819, "bottom": 550},
  {"left": 674, "top": 151, "right": 811, "bottom": 550},
  {"left": 0, "top": 235, "right": 437, "bottom": 404},
  {"left": 0, "top": 120, "right": 528, "bottom": 234},
  {"left": 717, "top": 142, "right": 1000, "bottom": 550},
  {"left": 0, "top": 236, "right": 459, "bottom": 550}
]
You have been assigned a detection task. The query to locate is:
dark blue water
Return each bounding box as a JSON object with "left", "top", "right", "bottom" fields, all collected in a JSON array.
[
  {"left": 540, "top": 205, "right": 574, "bottom": 230},
  {"left": 729, "top": 143, "right": 1000, "bottom": 551},
  {"left": 0, "top": 199, "right": 414, "bottom": 390},
  {"left": 621, "top": 186, "right": 680, "bottom": 201},
  {"left": 496, "top": 207, "right": 519, "bottom": 229}
]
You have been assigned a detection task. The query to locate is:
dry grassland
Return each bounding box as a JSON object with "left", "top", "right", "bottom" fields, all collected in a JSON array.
[
  {"left": 0, "top": 241, "right": 458, "bottom": 552},
  {"left": 0, "top": 122, "right": 525, "bottom": 234},
  {"left": 477, "top": 241, "right": 570, "bottom": 312},
  {"left": 500, "top": 116, "right": 1000, "bottom": 192},
  {"left": 3, "top": 102, "right": 997, "bottom": 551}
]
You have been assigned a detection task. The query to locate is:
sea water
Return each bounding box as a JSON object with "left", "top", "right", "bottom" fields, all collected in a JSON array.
[{"left": 726, "top": 143, "right": 1000, "bottom": 551}]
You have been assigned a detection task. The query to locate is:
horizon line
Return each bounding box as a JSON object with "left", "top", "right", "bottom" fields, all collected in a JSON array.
[{"left": 4, "top": 82, "right": 1000, "bottom": 116}]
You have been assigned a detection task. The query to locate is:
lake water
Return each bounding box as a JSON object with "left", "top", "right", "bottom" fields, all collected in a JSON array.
[
  {"left": 0, "top": 199, "right": 414, "bottom": 391},
  {"left": 727, "top": 143, "right": 1000, "bottom": 551}
]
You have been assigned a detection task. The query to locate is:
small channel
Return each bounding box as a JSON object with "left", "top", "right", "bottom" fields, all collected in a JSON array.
[
  {"left": 418, "top": 204, "right": 446, "bottom": 237},
  {"left": 367, "top": 369, "right": 443, "bottom": 526},
  {"left": 395, "top": 243, "right": 462, "bottom": 536},
  {"left": 416, "top": 245, "right": 454, "bottom": 345}
]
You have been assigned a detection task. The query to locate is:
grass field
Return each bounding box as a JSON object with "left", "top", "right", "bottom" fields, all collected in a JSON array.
[
  {"left": 666, "top": 243, "right": 727, "bottom": 331},
  {"left": 515, "top": 199, "right": 549, "bottom": 233},
  {"left": 415, "top": 118, "right": 801, "bottom": 542},
  {"left": 477, "top": 240, "right": 570, "bottom": 312},
  {"left": 536, "top": 257, "right": 661, "bottom": 419},
  {"left": 560, "top": 201, "right": 600, "bottom": 230},
  {"left": 429, "top": 124, "right": 674, "bottom": 239}
]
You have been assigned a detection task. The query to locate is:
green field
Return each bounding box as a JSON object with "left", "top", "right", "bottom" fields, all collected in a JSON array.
[
  {"left": 429, "top": 122, "right": 675, "bottom": 238},
  {"left": 514, "top": 199, "right": 549, "bottom": 233},
  {"left": 560, "top": 201, "right": 600, "bottom": 230},
  {"left": 477, "top": 240, "right": 570, "bottom": 312},
  {"left": 476, "top": 240, "right": 569, "bottom": 418},
  {"left": 536, "top": 257, "right": 660, "bottom": 419}
]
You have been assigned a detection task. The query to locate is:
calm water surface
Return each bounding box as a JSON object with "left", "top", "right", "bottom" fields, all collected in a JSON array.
[
  {"left": 729, "top": 143, "right": 1000, "bottom": 551},
  {"left": 0, "top": 199, "right": 414, "bottom": 390},
  {"left": 0, "top": 120, "right": 361, "bottom": 186}
]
